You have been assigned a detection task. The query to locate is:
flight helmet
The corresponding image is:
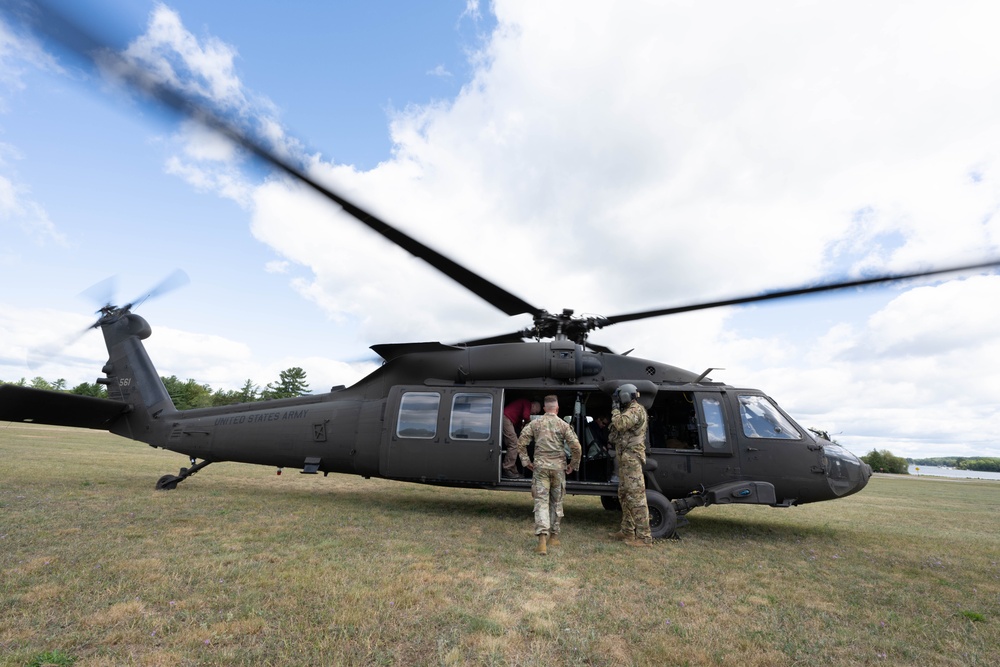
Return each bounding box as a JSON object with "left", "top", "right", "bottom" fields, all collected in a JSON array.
[{"left": 615, "top": 383, "right": 639, "bottom": 405}]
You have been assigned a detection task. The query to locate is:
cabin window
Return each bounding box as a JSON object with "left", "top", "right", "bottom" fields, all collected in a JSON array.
[
  {"left": 701, "top": 397, "right": 727, "bottom": 450},
  {"left": 648, "top": 391, "right": 702, "bottom": 450},
  {"left": 738, "top": 394, "right": 800, "bottom": 439},
  {"left": 449, "top": 393, "right": 494, "bottom": 441},
  {"left": 397, "top": 391, "right": 441, "bottom": 439}
]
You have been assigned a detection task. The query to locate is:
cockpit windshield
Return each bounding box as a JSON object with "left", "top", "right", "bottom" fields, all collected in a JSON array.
[{"left": 738, "top": 394, "right": 800, "bottom": 439}]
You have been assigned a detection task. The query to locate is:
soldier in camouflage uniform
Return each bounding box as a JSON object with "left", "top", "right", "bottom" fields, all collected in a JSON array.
[
  {"left": 608, "top": 383, "right": 652, "bottom": 547},
  {"left": 517, "top": 394, "right": 582, "bottom": 555}
]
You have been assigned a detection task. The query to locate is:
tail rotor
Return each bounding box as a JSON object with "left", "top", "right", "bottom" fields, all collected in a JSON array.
[{"left": 27, "top": 270, "right": 190, "bottom": 369}]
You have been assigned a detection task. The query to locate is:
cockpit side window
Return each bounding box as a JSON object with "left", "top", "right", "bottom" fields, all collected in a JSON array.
[{"left": 738, "top": 394, "right": 800, "bottom": 439}]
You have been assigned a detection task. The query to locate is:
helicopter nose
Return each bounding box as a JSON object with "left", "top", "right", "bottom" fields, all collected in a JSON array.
[{"left": 824, "top": 444, "right": 872, "bottom": 498}]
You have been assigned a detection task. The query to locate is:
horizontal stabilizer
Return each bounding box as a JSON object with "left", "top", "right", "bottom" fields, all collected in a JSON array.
[{"left": 0, "top": 385, "right": 130, "bottom": 430}]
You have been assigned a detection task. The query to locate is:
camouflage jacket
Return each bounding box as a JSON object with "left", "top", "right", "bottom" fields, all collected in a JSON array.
[
  {"left": 611, "top": 401, "right": 648, "bottom": 462},
  {"left": 517, "top": 413, "right": 582, "bottom": 471}
]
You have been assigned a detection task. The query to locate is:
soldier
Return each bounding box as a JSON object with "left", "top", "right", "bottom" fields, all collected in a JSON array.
[
  {"left": 608, "top": 383, "right": 652, "bottom": 547},
  {"left": 517, "top": 394, "right": 582, "bottom": 555}
]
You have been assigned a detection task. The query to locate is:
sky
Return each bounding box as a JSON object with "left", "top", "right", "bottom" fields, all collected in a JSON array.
[{"left": 2, "top": 0, "right": 1000, "bottom": 460}]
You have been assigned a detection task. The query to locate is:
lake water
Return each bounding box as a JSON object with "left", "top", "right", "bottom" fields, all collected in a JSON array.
[{"left": 907, "top": 465, "right": 1000, "bottom": 481}]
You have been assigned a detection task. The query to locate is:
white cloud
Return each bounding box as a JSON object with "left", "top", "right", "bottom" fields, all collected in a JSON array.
[
  {"left": 0, "top": 306, "right": 104, "bottom": 386},
  {"left": 237, "top": 1, "right": 1000, "bottom": 456},
  {"left": 143, "top": 326, "right": 376, "bottom": 394},
  {"left": 0, "top": 15, "right": 62, "bottom": 103},
  {"left": 0, "top": 22, "right": 66, "bottom": 247},
  {"left": 427, "top": 65, "right": 452, "bottom": 78},
  {"left": 117, "top": 4, "right": 283, "bottom": 207},
  {"left": 123, "top": 3, "right": 248, "bottom": 112},
  {"left": 0, "top": 174, "right": 66, "bottom": 246},
  {"left": 743, "top": 277, "right": 1000, "bottom": 457}
]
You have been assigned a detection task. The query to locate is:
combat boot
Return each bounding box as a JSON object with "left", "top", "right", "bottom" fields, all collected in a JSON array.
[
  {"left": 625, "top": 537, "right": 653, "bottom": 548},
  {"left": 607, "top": 530, "right": 630, "bottom": 541},
  {"left": 548, "top": 533, "right": 560, "bottom": 547},
  {"left": 536, "top": 534, "right": 548, "bottom": 555}
]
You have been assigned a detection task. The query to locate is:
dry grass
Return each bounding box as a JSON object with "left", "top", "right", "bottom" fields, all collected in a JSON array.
[{"left": 1, "top": 423, "right": 998, "bottom": 666}]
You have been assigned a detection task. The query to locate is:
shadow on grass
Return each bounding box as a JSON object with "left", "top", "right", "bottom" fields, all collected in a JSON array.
[
  {"left": 685, "top": 512, "right": 843, "bottom": 541},
  {"left": 146, "top": 468, "right": 844, "bottom": 544}
]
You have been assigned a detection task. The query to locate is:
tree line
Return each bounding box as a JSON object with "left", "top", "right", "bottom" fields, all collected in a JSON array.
[
  {"left": 856, "top": 451, "right": 1000, "bottom": 474},
  {"left": 1, "top": 367, "right": 311, "bottom": 411},
  {"left": 909, "top": 456, "right": 1000, "bottom": 473},
  {"left": 860, "top": 449, "right": 909, "bottom": 474}
]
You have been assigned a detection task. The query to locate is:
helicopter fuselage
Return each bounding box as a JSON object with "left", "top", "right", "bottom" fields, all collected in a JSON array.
[{"left": 75, "top": 313, "right": 870, "bottom": 538}]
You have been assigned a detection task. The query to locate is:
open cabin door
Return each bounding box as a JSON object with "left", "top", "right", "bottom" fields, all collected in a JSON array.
[{"left": 381, "top": 386, "right": 503, "bottom": 482}]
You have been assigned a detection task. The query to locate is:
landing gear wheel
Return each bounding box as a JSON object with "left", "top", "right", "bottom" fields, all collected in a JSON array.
[
  {"left": 154, "top": 459, "right": 213, "bottom": 490},
  {"left": 156, "top": 474, "right": 181, "bottom": 491},
  {"left": 645, "top": 489, "right": 677, "bottom": 540},
  {"left": 600, "top": 495, "right": 621, "bottom": 511}
]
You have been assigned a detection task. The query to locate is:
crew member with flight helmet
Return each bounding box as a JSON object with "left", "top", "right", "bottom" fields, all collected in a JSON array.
[{"left": 609, "top": 383, "right": 652, "bottom": 547}]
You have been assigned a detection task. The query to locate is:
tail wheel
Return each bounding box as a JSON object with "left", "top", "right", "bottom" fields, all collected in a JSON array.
[
  {"left": 156, "top": 474, "right": 180, "bottom": 491},
  {"left": 645, "top": 489, "right": 677, "bottom": 539}
]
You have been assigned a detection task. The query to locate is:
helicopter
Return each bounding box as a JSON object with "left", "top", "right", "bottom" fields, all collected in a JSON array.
[
  {"left": 3, "top": 2, "right": 999, "bottom": 539},
  {"left": 2, "top": 277, "right": 882, "bottom": 540}
]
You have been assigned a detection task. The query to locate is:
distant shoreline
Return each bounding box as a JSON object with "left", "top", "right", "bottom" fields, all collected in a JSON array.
[{"left": 905, "top": 464, "right": 1000, "bottom": 481}]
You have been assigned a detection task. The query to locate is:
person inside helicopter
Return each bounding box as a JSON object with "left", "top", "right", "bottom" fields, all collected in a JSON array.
[
  {"left": 585, "top": 413, "right": 611, "bottom": 459},
  {"left": 502, "top": 396, "right": 542, "bottom": 478}
]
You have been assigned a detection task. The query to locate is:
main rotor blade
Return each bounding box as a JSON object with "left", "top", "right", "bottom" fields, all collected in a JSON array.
[
  {"left": 602, "top": 259, "right": 1000, "bottom": 326},
  {"left": 127, "top": 269, "right": 191, "bottom": 309},
  {"left": 18, "top": 1, "right": 540, "bottom": 319}
]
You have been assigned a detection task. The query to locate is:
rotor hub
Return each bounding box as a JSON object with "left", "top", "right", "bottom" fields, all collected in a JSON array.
[{"left": 523, "top": 309, "right": 609, "bottom": 345}]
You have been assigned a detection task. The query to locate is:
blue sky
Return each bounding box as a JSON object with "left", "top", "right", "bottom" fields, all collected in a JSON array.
[{"left": 3, "top": 0, "right": 1000, "bottom": 459}]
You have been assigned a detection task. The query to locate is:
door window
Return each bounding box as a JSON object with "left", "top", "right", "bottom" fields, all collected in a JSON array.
[
  {"left": 396, "top": 391, "right": 441, "bottom": 438},
  {"left": 449, "top": 393, "right": 493, "bottom": 441}
]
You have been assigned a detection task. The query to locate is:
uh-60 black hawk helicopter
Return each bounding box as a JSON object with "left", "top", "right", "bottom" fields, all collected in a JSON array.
[{"left": 4, "top": 2, "right": 999, "bottom": 539}]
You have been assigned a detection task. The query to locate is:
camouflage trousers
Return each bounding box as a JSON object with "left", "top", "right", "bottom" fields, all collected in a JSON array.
[
  {"left": 617, "top": 453, "right": 651, "bottom": 541},
  {"left": 531, "top": 467, "right": 566, "bottom": 536}
]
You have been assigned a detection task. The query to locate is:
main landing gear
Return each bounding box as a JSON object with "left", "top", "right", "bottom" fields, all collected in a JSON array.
[
  {"left": 155, "top": 457, "right": 213, "bottom": 490},
  {"left": 598, "top": 489, "right": 679, "bottom": 540}
]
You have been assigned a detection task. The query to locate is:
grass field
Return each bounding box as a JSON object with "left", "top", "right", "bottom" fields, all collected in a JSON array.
[{"left": 1, "top": 424, "right": 998, "bottom": 666}]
